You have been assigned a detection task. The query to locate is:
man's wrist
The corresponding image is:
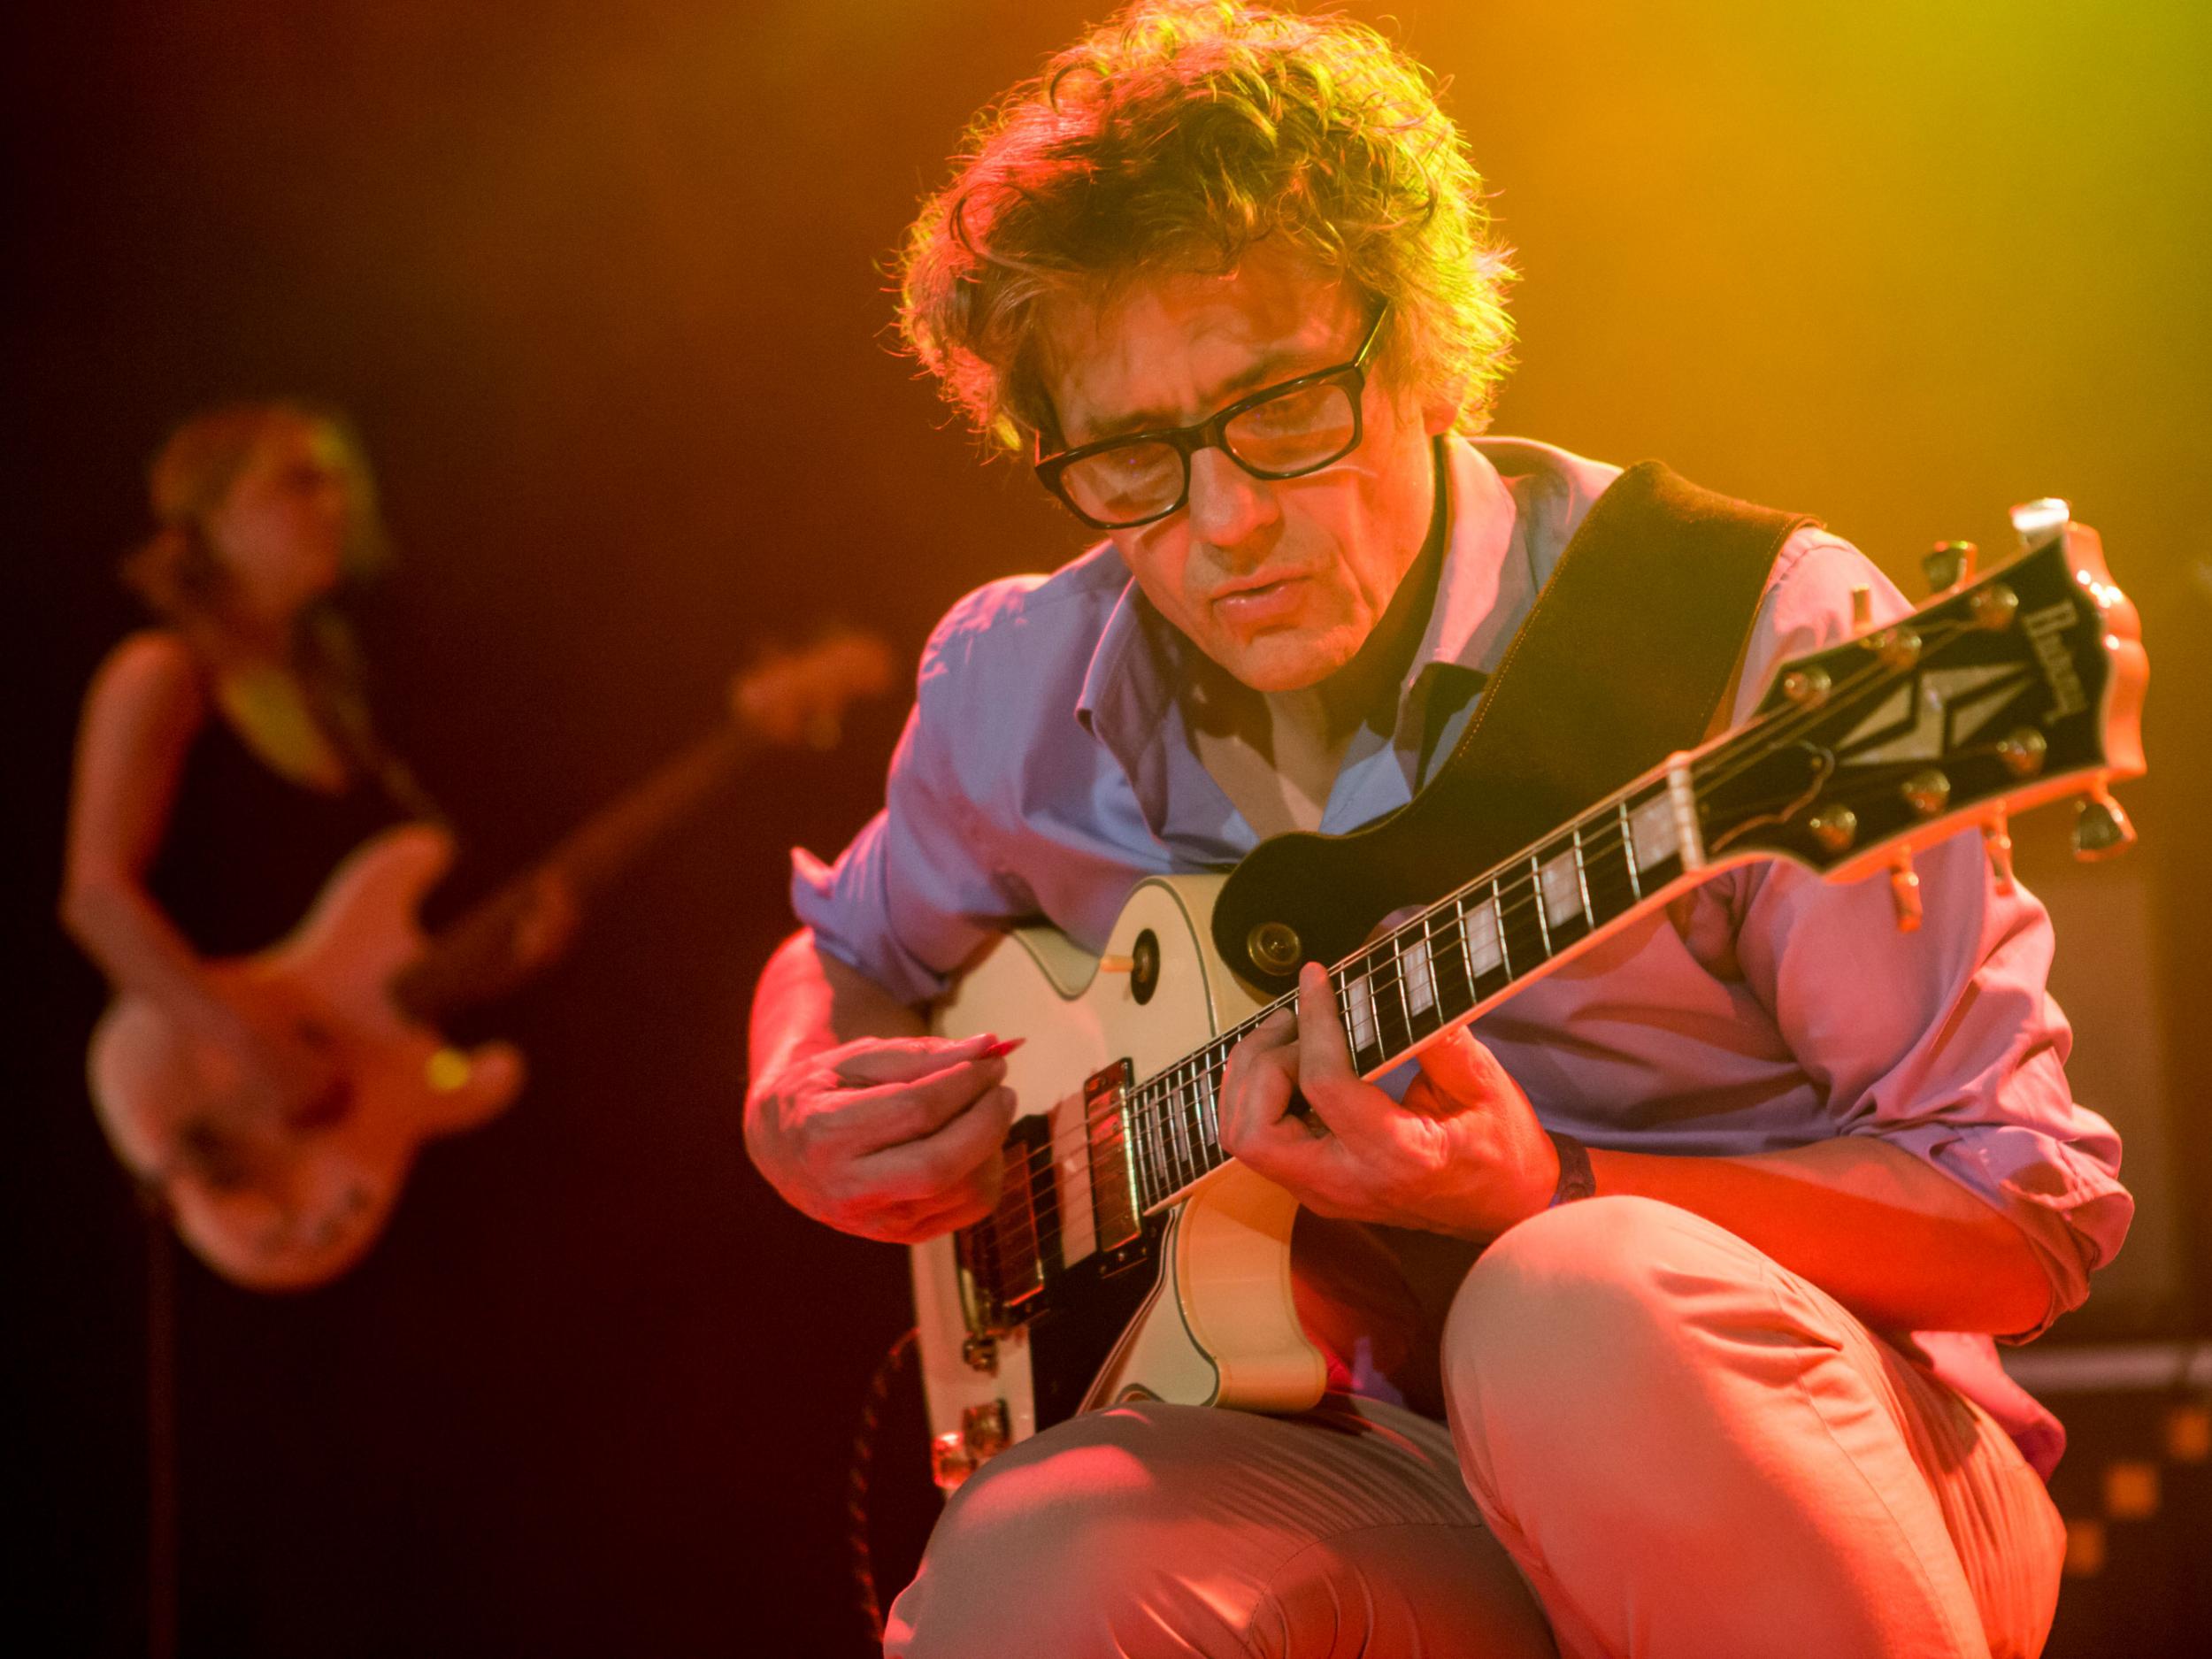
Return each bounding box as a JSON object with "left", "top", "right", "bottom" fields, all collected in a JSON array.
[{"left": 1547, "top": 1130, "right": 1597, "bottom": 1208}]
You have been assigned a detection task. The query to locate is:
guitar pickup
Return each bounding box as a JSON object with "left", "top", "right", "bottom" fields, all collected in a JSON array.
[{"left": 1084, "top": 1059, "right": 1143, "bottom": 1253}]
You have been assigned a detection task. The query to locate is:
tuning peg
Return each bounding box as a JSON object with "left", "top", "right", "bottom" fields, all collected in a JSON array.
[
  {"left": 1850, "top": 584, "right": 1872, "bottom": 631},
  {"left": 2072, "top": 787, "right": 2136, "bottom": 861},
  {"left": 1983, "top": 809, "right": 2016, "bottom": 895},
  {"left": 2009, "top": 498, "right": 2071, "bottom": 553},
  {"left": 1890, "top": 850, "right": 1923, "bottom": 933},
  {"left": 1923, "top": 541, "right": 1978, "bottom": 594}
]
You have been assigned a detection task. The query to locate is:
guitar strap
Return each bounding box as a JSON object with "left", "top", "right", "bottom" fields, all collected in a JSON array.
[{"left": 1210, "top": 456, "right": 1817, "bottom": 989}]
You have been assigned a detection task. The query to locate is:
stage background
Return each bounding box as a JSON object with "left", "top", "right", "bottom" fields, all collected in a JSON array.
[{"left": 8, "top": 3, "right": 2207, "bottom": 1653}]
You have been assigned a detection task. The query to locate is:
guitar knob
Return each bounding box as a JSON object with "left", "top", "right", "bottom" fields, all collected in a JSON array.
[
  {"left": 425, "top": 1047, "right": 474, "bottom": 1092},
  {"left": 1922, "top": 541, "right": 1978, "bottom": 594},
  {"left": 931, "top": 1432, "right": 978, "bottom": 1492},
  {"left": 1807, "top": 803, "right": 1858, "bottom": 854},
  {"left": 1983, "top": 810, "right": 2016, "bottom": 895},
  {"left": 1246, "top": 921, "right": 1302, "bottom": 977},
  {"left": 1890, "top": 851, "right": 1924, "bottom": 933},
  {"left": 2072, "top": 788, "right": 2136, "bottom": 861}
]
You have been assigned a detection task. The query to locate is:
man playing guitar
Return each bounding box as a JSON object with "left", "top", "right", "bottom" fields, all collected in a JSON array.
[{"left": 744, "top": 5, "right": 2130, "bottom": 1654}]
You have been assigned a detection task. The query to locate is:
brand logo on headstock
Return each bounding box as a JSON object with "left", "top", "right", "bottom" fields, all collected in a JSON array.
[
  {"left": 1842, "top": 664, "right": 2027, "bottom": 766},
  {"left": 2022, "top": 601, "right": 2088, "bottom": 722}
]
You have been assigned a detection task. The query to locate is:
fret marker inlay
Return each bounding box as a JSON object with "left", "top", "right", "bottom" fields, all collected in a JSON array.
[
  {"left": 1540, "top": 851, "right": 1583, "bottom": 928},
  {"left": 1463, "top": 899, "right": 1503, "bottom": 976},
  {"left": 1629, "top": 793, "right": 1678, "bottom": 872},
  {"left": 1403, "top": 935, "right": 1437, "bottom": 1014}
]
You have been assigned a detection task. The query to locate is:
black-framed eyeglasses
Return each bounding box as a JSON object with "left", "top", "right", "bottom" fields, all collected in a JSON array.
[{"left": 1034, "top": 304, "right": 1391, "bottom": 530}]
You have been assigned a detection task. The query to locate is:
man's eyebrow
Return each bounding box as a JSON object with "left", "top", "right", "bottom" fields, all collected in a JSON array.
[{"left": 1074, "top": 344, "right": 1322, "bottom": 442}]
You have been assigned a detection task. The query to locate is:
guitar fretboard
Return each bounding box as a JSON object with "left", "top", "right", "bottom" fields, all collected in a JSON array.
[{"left": 1116, "top": 767, "right": 1703, "bottom": 1212}]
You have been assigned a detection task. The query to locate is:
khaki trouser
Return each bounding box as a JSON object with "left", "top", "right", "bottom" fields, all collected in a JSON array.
[{"left": 887, "top": 1196, "right": 2065, "bottom": 1658}]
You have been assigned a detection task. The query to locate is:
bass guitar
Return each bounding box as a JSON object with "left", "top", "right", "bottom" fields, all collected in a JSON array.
[
  {"left": 914, "top": 503, "right": 2145, "bottom": 1489},
  {"left": 93, "top": 630, "right": 893, "bottom": 1291}
]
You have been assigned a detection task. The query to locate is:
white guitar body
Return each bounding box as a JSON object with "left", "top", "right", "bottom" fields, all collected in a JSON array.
[
  {"left": 88, "top": 823, "right": 523, "bottom": 1291},
  {"left": 916, "top": 875, "right": 1326, "bottom": 1485}
]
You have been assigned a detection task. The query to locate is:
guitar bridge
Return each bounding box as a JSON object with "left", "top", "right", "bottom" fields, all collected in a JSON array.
[{"left": 956, "top": 1114, "right": 1057, "bottom": 1333}]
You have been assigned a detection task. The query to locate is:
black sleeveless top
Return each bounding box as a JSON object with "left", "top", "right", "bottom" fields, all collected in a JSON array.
[{"left": 144, "top": 667, "right": 424, "bottom": 959}]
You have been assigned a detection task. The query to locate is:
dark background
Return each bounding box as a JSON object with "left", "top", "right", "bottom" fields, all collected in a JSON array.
[{"left": 9, "top": 2, "right": 2208, "bottom": 1654}]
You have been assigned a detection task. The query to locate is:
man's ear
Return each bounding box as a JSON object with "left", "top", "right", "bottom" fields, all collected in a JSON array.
[{"left": 1420, "top": 377, "right": 1467, "bottom": 438}]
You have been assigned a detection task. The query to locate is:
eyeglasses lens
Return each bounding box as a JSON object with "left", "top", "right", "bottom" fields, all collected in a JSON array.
[{"left": 1059, "top": 382, "right": 1359, "bottom": 527}]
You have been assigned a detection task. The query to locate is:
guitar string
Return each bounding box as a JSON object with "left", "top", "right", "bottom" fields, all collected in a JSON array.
[
  {"left": 988, "top": 718, "right": 2025, "bottom": 1268},
  {"left": 977, "top": 612, "right": 2022, "bottom": 1270},
  {"left": 991, "top": 833, "right": 1642, "bottom": 1223},
  {"left": 1690, "top": 611, "right": 1982, "bottom": 796},
  {"left": 992, "top": 735, "right": 1816, "bottom": 1223},
  {"left": 991, "top": 716, "right": 1912, "bottom": 1240}
]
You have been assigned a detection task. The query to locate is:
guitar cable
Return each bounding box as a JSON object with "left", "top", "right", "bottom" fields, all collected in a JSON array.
[{"left": 845, "top": 1325, "right": 918, "bottom": 1643}]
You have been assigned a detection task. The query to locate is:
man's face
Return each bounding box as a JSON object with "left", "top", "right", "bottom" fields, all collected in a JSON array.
[{"left": 1042, "top": 254, "right": 1451, "bottom": 693}]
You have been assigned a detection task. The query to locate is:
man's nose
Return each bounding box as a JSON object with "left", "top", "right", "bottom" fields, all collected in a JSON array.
[{"left": 1187, "top": 446, "right": 1279, "bottom": 557}]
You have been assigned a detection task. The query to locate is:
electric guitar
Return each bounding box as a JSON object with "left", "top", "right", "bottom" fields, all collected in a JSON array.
[
  {"left": 93, "top": 629, "right": 894, "bottom": 1291},
  {"left": 914, "top": 502, "right": 2147, "bottom": 1489}
]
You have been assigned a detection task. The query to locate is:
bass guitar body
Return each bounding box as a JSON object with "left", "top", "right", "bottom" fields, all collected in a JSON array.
[
  {"left": 87, "top": 627, "right": 895, "bottom": 1292},
  {"left": 88, "top": 824, "right": 523, "bottom": 1292},
  {"left": 916, "top": 875, "right": 1326, "bottom": 1489}
]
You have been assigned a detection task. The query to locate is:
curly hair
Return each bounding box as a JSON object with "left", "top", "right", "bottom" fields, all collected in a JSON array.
[{"left": 897, "top": 0, "right": 1516, "bottom": 454}]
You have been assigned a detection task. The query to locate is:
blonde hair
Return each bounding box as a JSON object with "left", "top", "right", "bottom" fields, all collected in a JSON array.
[
  {"left": 897, "top": 0, "right": 1516, "bottom": 453},
  {"left": 123, "top": 399, "right": 388, "bottom": 620}
]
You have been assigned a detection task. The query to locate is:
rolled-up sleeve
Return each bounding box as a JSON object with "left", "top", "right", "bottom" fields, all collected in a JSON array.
[
  {"left": 1725, "top": 532, "right": 2133, "bottom": 1335},
  {"left": 789, "top": 603, "right": 1033, "bottom": 1007}
]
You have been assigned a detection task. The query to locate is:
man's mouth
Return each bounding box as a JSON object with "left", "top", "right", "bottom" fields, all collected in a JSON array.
[{"left": 1211, "top": 572, "right": 1307, "bottom": 626}]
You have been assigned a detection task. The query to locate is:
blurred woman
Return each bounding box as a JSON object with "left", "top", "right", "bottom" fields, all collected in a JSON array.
[{"left": 60, "top": 401, "right": 438, "bottom": 1172}]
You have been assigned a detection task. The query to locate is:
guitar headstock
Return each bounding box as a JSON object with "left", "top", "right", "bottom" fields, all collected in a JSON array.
[
  {"left": 729, "top": 626, "right": 898, "bottom": 750},
  {"left": 1697, "top": 502, "right": 2147, "bottom": 888}
]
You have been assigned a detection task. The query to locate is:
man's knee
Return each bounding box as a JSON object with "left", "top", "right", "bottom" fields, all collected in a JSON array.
[
  {"left": 1442, "top": 1195, "right": 1761, "bottom": 1443},
  {"left": 887, "top": 1403, "right": 1235, "bottom": 1655}
]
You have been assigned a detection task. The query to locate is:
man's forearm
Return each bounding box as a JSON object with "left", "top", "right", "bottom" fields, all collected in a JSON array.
[
  {"left": 746, "top": 927, "right": 925, "bottom": 1092},
  {"left": 1584, "top": 1136, "right": 2052, "bottom": 1335}
]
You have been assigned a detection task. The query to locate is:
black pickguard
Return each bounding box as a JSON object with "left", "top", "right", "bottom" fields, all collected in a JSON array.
[
  {"left": 1020, "top": 1213, "right": 1172, "bottom": 1432},
  {"left": 1211, "top": 461, "right": 1803, "bottom": 993}
]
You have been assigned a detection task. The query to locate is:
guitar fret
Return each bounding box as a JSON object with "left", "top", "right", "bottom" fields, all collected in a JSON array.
[
  {"left": 1179, "top": 1071, "right": 1201, "bottom": 1188},
  {"left": 1195, "top": 1062, "right": 1222, "bottom": 1172},
  {"left": 1528, "top": 856, "right": 1552, "bottom": 956},
  {"left": 1572, "top": 825, "right": 1594, "bottom": 922},
  {"left": 1583, "top": 803, "right": 1640, "bottom": 927},
  {"left": 1374, "top": 944, "right": 1414, "bottom": 1060},
  {"left": 1194, "top": 1066, "right": 1212, "bottom": 1186},
  {"left": 1164, "top": 1074, "right": 1192, "bottom": 1188},
  {"left": 1434, "top": 903, "right": 1475, "bottom": 1021},
  {"left": 1619, "top": 799, "right": 1642, "bottom": 902},
  {"left": 1141, "top": 1100, "right": 1170, "bottom": 1209}
]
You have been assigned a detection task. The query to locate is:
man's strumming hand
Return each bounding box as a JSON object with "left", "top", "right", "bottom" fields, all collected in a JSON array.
[{"left": 744, "top": 1032, "right": 1018, "bottom": 1244}]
